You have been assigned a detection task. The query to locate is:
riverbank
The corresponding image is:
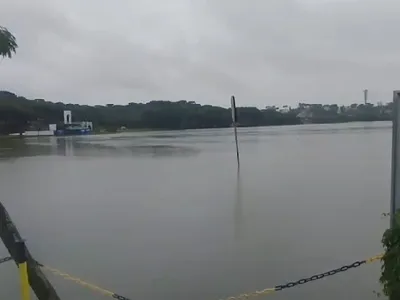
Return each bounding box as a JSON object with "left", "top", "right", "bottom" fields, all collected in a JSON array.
[
  {"left": 0, "top": 119, "right": 392, "bottom": 140},
  {"left": 5, "top": 90, "right": 393, "bottom": 134}
]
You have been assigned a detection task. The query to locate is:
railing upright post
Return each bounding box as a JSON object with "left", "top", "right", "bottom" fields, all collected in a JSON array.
[
  {"left": 0, "top": 202, "right": 61, "bottom": 299},
  {"left": 15, "top": 240, "right": 30, "bottom": 300},
  {"left": 390, "top": 91, "right": 400, "bottom": 227}
]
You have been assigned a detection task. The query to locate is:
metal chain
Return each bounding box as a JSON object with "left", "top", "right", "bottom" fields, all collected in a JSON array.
[
  {"left": 0, "top": 256, "right": 12, "bottom": 265},
  {"left": 40, "top": 254, "right": 383, "bottom": 300},
  {"left": 221, "top": 253, "right": 383, "bottom": 300},
  {"left": 275, "top": 260, "right": 365, "bottom": 291},
  {"left": 0, "top": 253, "right": 380, "bottom": 300},
  {"left": 112, "top": 294, "right": 132, "bottom": 300}
]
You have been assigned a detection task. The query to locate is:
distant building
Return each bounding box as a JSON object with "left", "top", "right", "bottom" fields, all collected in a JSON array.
[
  {"left": 55, "top": 110, "right": 93, "bottom": 136},
  {"left": 279, "top": 105, "right": 290, "bottom": 113},
  {"left": 297, "top": 108, "right": 313, "bottom": 124}
]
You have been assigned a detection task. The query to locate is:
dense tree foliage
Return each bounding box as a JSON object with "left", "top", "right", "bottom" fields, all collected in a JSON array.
[
  {"left": 0, "top": 27, "right": 17, "bottom": 59},
  {"left": 0, "top": 91, "right": 393, "bottom": 134},
  {"left": 0, "top": 91, "right": 300, "bottom": 134}
]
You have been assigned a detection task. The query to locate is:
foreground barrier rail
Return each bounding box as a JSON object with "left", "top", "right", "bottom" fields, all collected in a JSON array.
[{"left": 0, "top": 253, "right": 383, "bottom": 300}]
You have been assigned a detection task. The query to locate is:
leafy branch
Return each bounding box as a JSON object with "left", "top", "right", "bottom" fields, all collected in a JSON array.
[
  {"left": 0, "top": 26, "right": 17, "bottom": 59},
  {"left": 381, "top": 210, "right": 400, "bottom": 298}
]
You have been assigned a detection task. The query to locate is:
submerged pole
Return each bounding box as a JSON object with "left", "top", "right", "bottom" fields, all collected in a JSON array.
[
  {"left": 390, "top": 91, "right": 400, "bottom": 227},
  {"left": 234, "top": 168, "right": 243, "bottom": 240},
  {"left": 231, "top": 95, "right": 240, "bottom": 166}
]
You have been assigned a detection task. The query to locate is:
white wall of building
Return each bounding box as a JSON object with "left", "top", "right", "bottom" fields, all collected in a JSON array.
[
  {"left": 9, "top": 131, "right": 54, "bottom": 136},
  {"left": 49, "top": 124, "right": 57, "bottom": 131},
  {"left": 63, "top": 110, "right": 72, "bottom": 124}
]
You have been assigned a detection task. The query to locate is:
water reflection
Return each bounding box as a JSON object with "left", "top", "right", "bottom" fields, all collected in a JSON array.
[
  {"left": 0, "top": 136, "right": 200, "bottom": 159},
  {"left": 56, "top": 137, "right": 75, "bottom": 156},
  {"left": 234, "top": 168, "right": 243, "bottom": 241}
]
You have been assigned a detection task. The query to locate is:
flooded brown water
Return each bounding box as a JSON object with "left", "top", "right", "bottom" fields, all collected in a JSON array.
[{"left": 0, "top": 122, "right": 390, "bottom": 299}]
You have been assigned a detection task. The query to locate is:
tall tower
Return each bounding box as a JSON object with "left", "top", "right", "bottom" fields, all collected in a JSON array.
[{"left": 364, "top": 89, "right": 368, "bottom": 104}]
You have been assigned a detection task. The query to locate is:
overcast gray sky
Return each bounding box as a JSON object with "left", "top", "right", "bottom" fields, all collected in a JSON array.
[{"left": 0, "top": 0, "right": 399, "bottom": 107}]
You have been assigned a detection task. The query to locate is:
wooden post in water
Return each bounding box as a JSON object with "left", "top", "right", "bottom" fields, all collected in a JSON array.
[
  {"left": 231, "top": 95, "right": 240, "bottom": 166},
  {"left": 0, "top": 202, "right": 61, "bottom": 300}
]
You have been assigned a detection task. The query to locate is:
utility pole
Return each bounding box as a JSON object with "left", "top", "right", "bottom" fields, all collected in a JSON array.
[
  {"left": 0, "top": 202, "right": 60, "bottom": 300},
  {"left": 390, "top": 91, "right": 400, "bottom": 228}
]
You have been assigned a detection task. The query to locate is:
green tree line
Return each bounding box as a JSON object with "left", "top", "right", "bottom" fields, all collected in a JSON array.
[
  {"left": 0, "top": 91, "right": 394, "bottom": 135},
  {"left": 0, "top": 91, "right": 301, "bottom": 134}
]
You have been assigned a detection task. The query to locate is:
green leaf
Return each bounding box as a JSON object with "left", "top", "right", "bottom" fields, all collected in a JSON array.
[
  {"left": 381, "top": 210, "right": 400, "bottom": 297},
  {"left": 0, "top": 26, "right": 18, "bottom": 59}
]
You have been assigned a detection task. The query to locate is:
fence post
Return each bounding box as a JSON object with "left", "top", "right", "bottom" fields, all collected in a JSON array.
[
  {"left": 0, "top": 202, "right": 61, "bottom": 300},
  {"left": 390, "top": 91, "right": 400, "bottom": 227},
  {"left": 15, "top": 240, "right": 30, "bottom": 300}
]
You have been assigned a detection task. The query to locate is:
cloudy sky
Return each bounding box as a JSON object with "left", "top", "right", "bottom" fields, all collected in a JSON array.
[{"left": 0, "top": 0, "right": 399, "bottom": 107}]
